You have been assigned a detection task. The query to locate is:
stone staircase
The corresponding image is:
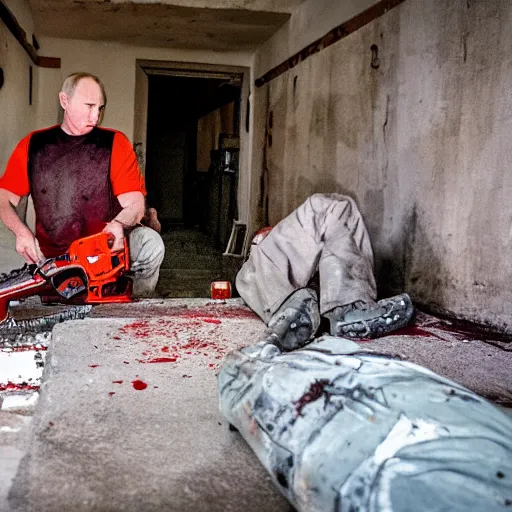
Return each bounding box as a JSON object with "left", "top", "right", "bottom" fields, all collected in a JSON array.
[{"left": 157, "top": 228, "right": 228, "bottom": 298}]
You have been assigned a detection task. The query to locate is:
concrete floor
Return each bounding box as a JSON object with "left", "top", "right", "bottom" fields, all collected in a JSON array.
[
  {"left": 0, "top": 298, "right": 511, "bottom": 511},
  {"left": 1, "top": 299, "right": 292, "bottom": 512}
]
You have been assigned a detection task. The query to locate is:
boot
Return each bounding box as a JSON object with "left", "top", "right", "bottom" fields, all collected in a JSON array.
[
  {"left": 265, "top": 288, "right": 320, "bottom": 351},
  {"left": 325, "top": 293, "right": 414, "bottom": 339}
]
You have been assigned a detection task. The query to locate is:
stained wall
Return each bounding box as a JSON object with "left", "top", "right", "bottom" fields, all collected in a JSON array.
[
  {"left": 0, "top": 0, "right": 38, "bottom": 271},
  {"left": 251, "top": 0, "right": 512, "bottom": 330}
]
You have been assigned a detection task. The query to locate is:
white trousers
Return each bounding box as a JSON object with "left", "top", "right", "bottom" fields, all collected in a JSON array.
[
  {"left": 236, "top": 194, "right": 376, "bottom": 323},
  {"left": 128, "top": 227, "right": 165, "bottom": 297}
]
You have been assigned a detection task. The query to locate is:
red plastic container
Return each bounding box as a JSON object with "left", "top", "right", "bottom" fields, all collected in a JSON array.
[{"left": 211, "top": 281, "right": 232, "bottom": 300}]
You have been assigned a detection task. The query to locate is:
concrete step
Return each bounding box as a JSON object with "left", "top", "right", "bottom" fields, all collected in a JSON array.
[
  {"left": 3, "top": 309, "right": 286, "bottom": 511},
  {"left": 158, "top": 268, "right": 224, "bottom": 281},
  {"left": 159, "top": 229, "right": 226, "bottom": 297},
  {"left": 164, "top": 244, "right": 221, "bottom": 257},
  {"left": 160, "top": 288, "right": 210, "bottom": 299},
  {"left": 162, "top": 231, "right": 222, "bottom": 257},
  {"left": 161, "top": 253, "right": 223, "bottom": 270},
  {"left": 157, "top": 269, "right": 224, "bottom": 298}
]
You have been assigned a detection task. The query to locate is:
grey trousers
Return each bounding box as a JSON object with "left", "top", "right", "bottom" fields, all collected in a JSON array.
[
  {"left": 236, "top": 194, "right": 376, "bottom": 323},
  {"left": 128, "top": 227, "right": 165, "bottom": 297}
]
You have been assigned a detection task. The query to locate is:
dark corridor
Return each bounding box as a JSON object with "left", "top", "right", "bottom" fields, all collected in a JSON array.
[{"left": 145, "top": 74, "right": 241, "bottom": 247}]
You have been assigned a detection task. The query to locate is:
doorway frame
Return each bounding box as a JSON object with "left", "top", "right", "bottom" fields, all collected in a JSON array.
[{"left": 134, "top": 59, "right": 251, "bottom": 228}]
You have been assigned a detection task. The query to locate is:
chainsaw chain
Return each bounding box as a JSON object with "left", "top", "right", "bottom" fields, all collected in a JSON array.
[
  {"left": 0, "top": 305, "right": 92, "bottom": 346},
  {"left": 0, "top": 264, "right": 36, "bottom": 291}
]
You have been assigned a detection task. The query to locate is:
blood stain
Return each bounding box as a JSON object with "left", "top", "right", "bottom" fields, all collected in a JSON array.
[
  {"left": 161, "top": 346, "right": 170, "bottom": 352},
  {"left": 144, "top": 357, "right": 177, "bottom": 364},
  {"left": 294, "top": 379, "right": 331, "bottom": 416},
  {"left": 112, "top": 380, "right": 123, "bottom": 384},
  {"left": 132, "top": 379, "right": 147, "bottom": 390},
  {"left": 112, "top": 336, "right": 121, "bottom": 340},
  {"left": 394, "top": 326, "right": 433, "bottom": 338},
  {"left": 108, "top": 392, "right": 115, "bottom": 397},
  {"left": 89, "top": 364, "right": 99, "bottom": 368},
  {"left": 123, "top": 361, "right": 130, "bottom": 364},
  {"left": 203, "top": 318, "right": 221, "bottom": 324}
]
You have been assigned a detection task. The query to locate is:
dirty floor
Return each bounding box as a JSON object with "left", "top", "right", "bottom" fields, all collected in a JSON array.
[{"left": 0, "top": 298, "right": 511, "bottom": 511}]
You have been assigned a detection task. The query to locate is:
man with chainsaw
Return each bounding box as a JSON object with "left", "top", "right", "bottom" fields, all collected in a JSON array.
[
  {"left": 236, "top": 193, "right": 414, "bottom": 349},
  {"left": 0, "top": 72, "right": 164, "bottom": 297}
]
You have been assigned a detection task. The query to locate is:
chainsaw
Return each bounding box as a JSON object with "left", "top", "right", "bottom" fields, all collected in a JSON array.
[{"left": 0, "top": 232, "right": 132, "bottom": 341}]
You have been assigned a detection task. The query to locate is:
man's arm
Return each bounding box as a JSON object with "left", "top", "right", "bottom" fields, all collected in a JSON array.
[
  {"left": 0, "top": 188, "right": 42, "bottom": 264},
  {"left": 103, "top": 191, "right": 145, "bottom": 251}
]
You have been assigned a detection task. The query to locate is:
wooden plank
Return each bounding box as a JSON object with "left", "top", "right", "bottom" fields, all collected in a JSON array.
[
  {"left": 38, "top": 56, "right": 61, "bottom": 69},
  {"left": 0, "top": 0, "right": 38, "bottom": 64}
]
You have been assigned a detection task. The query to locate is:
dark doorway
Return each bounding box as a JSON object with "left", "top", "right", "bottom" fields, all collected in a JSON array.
[{"left": 145, "top": 74, "right": 241, "bottom": 238}]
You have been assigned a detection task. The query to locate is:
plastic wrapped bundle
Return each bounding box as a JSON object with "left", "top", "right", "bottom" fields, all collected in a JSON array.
[{"left": 219, "top": 336, "right": 512, "bottom": 512}]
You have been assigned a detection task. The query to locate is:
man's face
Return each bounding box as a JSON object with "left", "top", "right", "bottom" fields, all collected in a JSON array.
[{"left": 59, "top": 78, "right": 105, "bottom": 135}]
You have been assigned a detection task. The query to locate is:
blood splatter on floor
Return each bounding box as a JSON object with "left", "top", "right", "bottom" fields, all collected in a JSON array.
[
  {"left": 131, "top": 379, "right": 147, "bottom": 390},
  {"left": 393, "top": 312, "right": 511, "bottom": 346},
  {"left": 117, "top": 313, "right": 238, "bottom": 371}
]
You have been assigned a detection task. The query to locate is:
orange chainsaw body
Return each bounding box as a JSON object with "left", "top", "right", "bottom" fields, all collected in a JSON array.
[
  {"left": 63, "top": 232, "right": 132, "bottom": 303},
  {"left": 0, "top": 232, "right": 132, "bottom": 323}
]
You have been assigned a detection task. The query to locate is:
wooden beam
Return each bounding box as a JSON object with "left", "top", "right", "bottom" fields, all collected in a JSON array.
[
  {"left": 38, "top": 56, "right": 61, "bottom": 69},
  {"left": 0, "top": 0, "right": 60, "bottom": 68},
  {"left": 255, "top": 0, "right": 406, "bottom": 88}
]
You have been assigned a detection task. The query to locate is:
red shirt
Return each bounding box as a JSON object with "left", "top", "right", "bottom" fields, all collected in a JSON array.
[
  {"left": 0, "top": 126, "right": 146, "bottom": 198},
  {"left": 0, "top": 126, "right": 146, "bottom": 257}
]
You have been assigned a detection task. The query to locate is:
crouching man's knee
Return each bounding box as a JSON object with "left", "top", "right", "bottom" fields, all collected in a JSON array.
[{"left": 128, "top": 226, "right": 165, "bottom": 297}]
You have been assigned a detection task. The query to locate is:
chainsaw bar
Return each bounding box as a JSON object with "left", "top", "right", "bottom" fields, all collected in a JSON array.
[
  {"left": 0, "top": 305, "right": 92, "bottom": 345},
  {"left": 0, "top": 233, "right": 131, "bottom": 345},
  {"left": 0, "top": 264, "right": 92, "bottom": 346},
  {"left": 0, "top": 264, "right": 36, "bottom": 291}
]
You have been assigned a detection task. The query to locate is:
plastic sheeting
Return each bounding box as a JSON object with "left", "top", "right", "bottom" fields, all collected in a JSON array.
[{"left": 219, "top": 336, "right": 512, "bottom": 511}]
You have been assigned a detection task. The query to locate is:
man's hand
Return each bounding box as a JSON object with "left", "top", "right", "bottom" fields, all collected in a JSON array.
[
  {"left": 103, "top": 219, "right": 125, "bottom": 252},
  {"left": 16, "top": 230, "right": 43, "bottom": 264},
  {"left": 102, "top": 192, "right": 144, "bottom": 252},
  {"left": 0, "top": 188, "right": 43, "bottom": 264}
]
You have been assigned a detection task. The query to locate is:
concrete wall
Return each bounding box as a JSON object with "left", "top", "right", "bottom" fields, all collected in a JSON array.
[
  {"left": 0, "top": 0, "right": 38, "bottom": 271},
  {"left": 249, "top": 0, "right": 381, "bottom": 231},
  {"left": 254, "top": 0, "right": 379, "bottom": 76},
  {"left": 250, "top": 0, "right": 512, "bottom": 331}
]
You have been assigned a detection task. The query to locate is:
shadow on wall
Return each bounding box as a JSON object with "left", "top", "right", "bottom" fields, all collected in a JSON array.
[
  {"left": 286, "top": 178, "right": 448, "bottom": 311},
  {"left": 375, "top": 205, "right": 447, "bottom": 314}
]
